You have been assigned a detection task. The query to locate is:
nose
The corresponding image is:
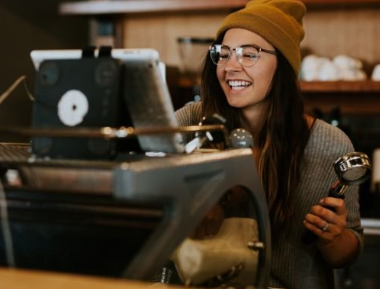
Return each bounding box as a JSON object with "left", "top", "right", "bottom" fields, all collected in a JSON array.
[{"left": 224, "top": 51, "right": 242, "bottom": 72}]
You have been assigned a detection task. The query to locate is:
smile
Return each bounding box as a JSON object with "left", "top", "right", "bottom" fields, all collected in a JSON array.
[{"left": 228, "top": 80, "right": 252, "bottom": 90}]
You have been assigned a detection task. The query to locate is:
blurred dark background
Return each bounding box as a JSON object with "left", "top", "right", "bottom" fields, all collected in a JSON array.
[{"left": 0, "top": 0, "right": 88, "bottom": 138}]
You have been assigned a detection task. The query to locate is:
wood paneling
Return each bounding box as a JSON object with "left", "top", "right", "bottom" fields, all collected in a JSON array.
[
  {"left": 119, "top": 7, "right": 380, "bottom": 70},
  {"left": 121, "top": 12, "right": 226, "bottom": 67}
]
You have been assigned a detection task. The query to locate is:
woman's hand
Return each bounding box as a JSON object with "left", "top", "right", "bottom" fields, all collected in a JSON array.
[
  {"left": 303, "top": 197, "right": 359, "bottom": 267},
  {"left": 303, "top": 197, "right": 347, "bottom": 245}
]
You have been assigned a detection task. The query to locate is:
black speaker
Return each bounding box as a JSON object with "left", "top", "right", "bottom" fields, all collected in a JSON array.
[{"left": 31, "top": 52, "right": 138, "bottom": 159}]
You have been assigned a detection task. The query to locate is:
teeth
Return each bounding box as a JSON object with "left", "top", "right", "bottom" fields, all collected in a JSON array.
[
  {"left": 232, "top": 86, "right": 244, "bottom": 90},
  {"left": 228, "top": 80, "right": 251, "bottom": 89}
]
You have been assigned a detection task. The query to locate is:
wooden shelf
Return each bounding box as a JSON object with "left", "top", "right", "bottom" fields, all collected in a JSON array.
[
  {"left": 304, "top": 0, "right": 380, "bottom": 5},
  {"left": 59, "top": 0, "right": 380, "bottom": 16},
  {"left": 300, "top": 80, "right": 380, "bottom": 115},
  {"left": 300, "top": 80, "right": 380, "bottom": 93},
  {"left": 59, "top": 0, "right": 249, "bottom": 15}
]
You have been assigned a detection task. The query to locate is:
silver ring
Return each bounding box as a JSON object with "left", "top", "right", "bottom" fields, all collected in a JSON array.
[{"left": 322, "top": 222, "right": 329, "bottom": 232}]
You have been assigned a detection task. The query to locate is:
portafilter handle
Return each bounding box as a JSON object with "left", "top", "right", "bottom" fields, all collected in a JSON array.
[{"left": 302, "top": 152, "right": 371, "bottom": 245}]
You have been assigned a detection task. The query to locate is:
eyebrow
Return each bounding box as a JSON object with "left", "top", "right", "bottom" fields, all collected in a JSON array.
[{"left": 220, "top": 44, "right": 276, "bottom": 55}]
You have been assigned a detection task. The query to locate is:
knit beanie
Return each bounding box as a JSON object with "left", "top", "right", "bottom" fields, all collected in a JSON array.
[{"left": 217, "top": 0, "right": 306, "bottom": 76}]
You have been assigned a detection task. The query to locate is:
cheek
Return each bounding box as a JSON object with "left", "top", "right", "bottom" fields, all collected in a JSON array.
[
  {"left": 250, "top": 65, "right": 276, "bottom": 94},
  {"left": 216, "top": 67, "right": 225, "bottom": 83},
  {"left": 255, "top": 81, "right": 272, "bottom": 100},
  {"left": 258, "top": 73, "right": 273, "bottom": 92}
]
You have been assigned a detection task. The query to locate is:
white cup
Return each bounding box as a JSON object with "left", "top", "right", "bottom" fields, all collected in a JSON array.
[{"left": 371, "top": 64, "right": 380, "bottom": 81}]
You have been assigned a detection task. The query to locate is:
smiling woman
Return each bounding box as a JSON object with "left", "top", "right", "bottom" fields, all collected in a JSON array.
[
  {"left": 175, "top": 1, "right": 364, "bottom": 289},
  {"left": 215, "top": 28, "right": 278, "bottom": 117}
]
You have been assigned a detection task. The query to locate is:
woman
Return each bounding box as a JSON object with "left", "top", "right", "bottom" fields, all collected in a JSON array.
[{"left": 175, "top": 0, "right": 363, "bottom": 288}]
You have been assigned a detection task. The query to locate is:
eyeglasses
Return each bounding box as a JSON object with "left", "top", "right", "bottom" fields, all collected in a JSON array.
[{"left": 209, "top": 44, "right": 276, "bottom": 67}]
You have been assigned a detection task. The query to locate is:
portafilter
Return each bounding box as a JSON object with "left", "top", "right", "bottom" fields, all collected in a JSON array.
[{"left": 302, "top": 152, "right": 371, "bottom": 245}]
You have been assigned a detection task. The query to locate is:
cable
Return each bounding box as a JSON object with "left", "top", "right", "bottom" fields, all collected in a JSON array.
[{"left": 0, "top": 75, "right": 35, "bottom": 107}]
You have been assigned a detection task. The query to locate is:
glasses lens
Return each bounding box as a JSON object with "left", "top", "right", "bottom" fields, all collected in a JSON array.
[
  {"left": 209, "top": 45, "right": 230, "bottom": 65},
  {"left": 237, "top": 46, "right": 259, "bottom": 67},
  {"left": 210, "top": 45, "right": 260, "bottom": 67}
]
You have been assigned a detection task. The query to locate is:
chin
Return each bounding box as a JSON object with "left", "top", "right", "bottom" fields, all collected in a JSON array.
[
  {"left": 224, "top": 92, "right": 249, "bottom": 108},
  {"left": 226, "top": 98, "right": 247, "bottom": 109}
]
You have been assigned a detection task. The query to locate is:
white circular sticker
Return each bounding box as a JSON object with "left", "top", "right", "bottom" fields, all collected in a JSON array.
[{"left": 57, "top": 90, "right": 89, "bottom": 127}]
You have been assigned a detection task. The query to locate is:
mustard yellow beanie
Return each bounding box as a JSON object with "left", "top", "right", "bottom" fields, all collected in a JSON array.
[{"left": 217, "top": 0, "right": 306, "bottom": 75}]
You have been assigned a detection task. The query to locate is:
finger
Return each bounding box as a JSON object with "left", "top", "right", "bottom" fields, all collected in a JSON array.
[
  {"left": 320, "top": 197, "right": 347, "bottom": 215},
  {"left": 305, "top": 213, "right": 329, "bottom": 231},
  {"left": 314, "top": 202, "right": 347, "bottom": 228},
  {"left": 309, "top": 205, "right": 337, "bottom": 224},
  {"left": 303, "top": 220, "right": 333, "bottom": 242},
  {"left": 303, "top": 219, "right": 326, "bottom": 238},
  {"left": 321, "top": 221, "right": 330, "bottom": 232},
  {"left": 310, "top": 203, "right": 347, "bottom": 227}
]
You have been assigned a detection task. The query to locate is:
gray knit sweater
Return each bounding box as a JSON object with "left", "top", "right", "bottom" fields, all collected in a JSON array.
[{"left": 175, "top": 102, "right": 363, "bottom": 289}]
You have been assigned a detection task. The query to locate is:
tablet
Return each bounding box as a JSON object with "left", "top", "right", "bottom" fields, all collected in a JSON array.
[
  {"left": 30, "top": 48, "right": 184, "bottom": 154},
  {"left": 122, "top": 51, "right": 185, "bottom": 153}
]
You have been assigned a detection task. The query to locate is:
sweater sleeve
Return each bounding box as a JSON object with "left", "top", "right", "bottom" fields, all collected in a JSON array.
[
  {"left": 306, "top": 120, "right": 364, "bottom": 263},
  {"left": 270, "top": 119, "right": 364, "bottom": 289},
  {"left": 175, "top": 102, "right": 203, "bottom": 144}
]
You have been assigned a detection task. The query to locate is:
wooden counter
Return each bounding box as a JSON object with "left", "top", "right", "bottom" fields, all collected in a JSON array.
[{"left": 0, "top": 268, "right": 171, "bottom": 289}]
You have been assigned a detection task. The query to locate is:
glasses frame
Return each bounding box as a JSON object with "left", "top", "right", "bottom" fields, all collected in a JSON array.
[{"left": 209, "top": 44, "right": 276, "bottom": 67}]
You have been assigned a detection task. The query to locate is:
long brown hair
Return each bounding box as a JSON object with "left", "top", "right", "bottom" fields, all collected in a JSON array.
[{"left": 200, "top": 33, "right": 310, "bottom": 232}]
